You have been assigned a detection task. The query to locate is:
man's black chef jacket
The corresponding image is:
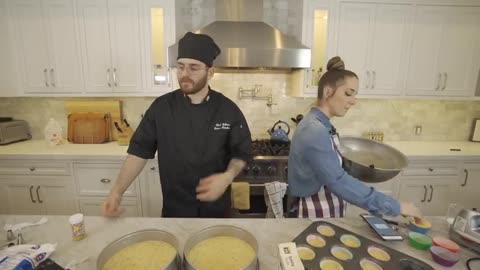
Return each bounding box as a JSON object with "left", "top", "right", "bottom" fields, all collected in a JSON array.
[{"left": 127, "top": 88, "right": 252, "bottom": 217}]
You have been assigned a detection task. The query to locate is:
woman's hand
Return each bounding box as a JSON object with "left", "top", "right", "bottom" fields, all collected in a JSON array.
[{"left": 400, "top": 201, "right": 423, "bottom": 222}]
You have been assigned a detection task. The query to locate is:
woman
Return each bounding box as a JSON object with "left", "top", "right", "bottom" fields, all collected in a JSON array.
[{"left": 288, "top": 56, "right": 422, "bottom": 219}]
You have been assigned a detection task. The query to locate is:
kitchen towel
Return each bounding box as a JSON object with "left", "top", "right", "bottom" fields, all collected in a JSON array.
[
  {"left": 265, "top": 181, "right": 288, "bottom": 218},
  {"left": 3, "top": 217, "right": 48, "bottom": 233},
  {"left": 231, "top": 182, "right": 250, "bottom": 210}
]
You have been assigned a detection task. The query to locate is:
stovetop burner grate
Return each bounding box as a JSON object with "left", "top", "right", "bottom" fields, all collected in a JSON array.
[{"left": 252, "top": 139, "right": 290, "bottom": 156}]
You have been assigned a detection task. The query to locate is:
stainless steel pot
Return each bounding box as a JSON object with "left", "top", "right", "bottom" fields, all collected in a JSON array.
[
  {"left": 97, "top": 229, "right": 181, "bottom": 270},
  {"left": 183, "top": 225, "right": 259, "bottom": 270},
  {"left": 339, "top": 136, "right": 408, "bottom": 183}
]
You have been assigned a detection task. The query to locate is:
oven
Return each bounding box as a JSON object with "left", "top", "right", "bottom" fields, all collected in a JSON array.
[{"left": 230, "top": 139, "right": 290, "bottom": 218}]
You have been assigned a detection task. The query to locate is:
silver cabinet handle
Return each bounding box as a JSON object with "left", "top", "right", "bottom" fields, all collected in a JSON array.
[
  {"left": 428, "top": 185, "right": 433, "bottom": 202},
  {"left": 29, "top": 167, "right": 36, "bottom": 172},
  {"left": 100, "top": 178, "right": 111, "bottom": 183},
  {"left": 435, "top": 73, "right": 441, "bottom": 90},
  {"left": 36, "top": 186, "right": 43, "bottom": 203},
  {"left": 29, "top": 185, "right": 36, "bottom": 203},
  {"left": 113, "top": 68, "right": 118, "bottom": 87},
  {"left": 442, "top": 72, "right": 447, "bottom": 90},
  {"left": 50, "top": 68, "right": 55, "bottom": 87},
  {"left": 421, "top": 185, "right": 427, "bottom": 202},
  {"left": 366, "top": 70, "right": 371, "bottom": 88},
  {"left": 44, "top": 68, "right": 49, "bottom": 87},
  {"left": 372, "top": 70, "right": 376, "bottom": 89},
  {"left": 462, "top": 169, "right": 469, "bottom": 187},
  {"left": 107, "top": 68, "right": 111, "bottom": 87}
]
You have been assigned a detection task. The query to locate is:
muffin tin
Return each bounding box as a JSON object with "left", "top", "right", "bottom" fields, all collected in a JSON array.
[{"left": 292, "top": 221, "right": 435, "bottom": 270}]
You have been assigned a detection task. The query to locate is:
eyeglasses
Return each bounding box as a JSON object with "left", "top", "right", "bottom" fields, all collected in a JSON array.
[{"left": 175, "top": 65, "right": 209, "bottom": 75}]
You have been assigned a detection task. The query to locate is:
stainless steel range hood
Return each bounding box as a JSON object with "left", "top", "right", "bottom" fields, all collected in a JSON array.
[{"left": 168, "top": 0, "right": 311, "bottom": 69}]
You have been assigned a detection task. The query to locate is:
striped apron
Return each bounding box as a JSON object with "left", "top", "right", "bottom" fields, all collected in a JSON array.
[{"left": 293, "top": 128, "right": 347, "bottom": 218}]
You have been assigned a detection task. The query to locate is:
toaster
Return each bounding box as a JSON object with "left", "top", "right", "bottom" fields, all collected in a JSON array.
[
  {"left": 449, "top": 208, "right": 480, "bottom": 254},
  {"left": 0, "top": 120, "right": 32, "bottom": 145}
]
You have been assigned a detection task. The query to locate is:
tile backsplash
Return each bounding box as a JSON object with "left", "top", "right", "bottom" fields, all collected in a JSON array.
[{"left": 1, "top": 72, "right": 480, "bottom": 142}]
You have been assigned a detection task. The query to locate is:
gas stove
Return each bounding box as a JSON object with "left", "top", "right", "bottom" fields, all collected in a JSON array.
[{"left": 236, "top": 139, "right": 289, "bottom": 182}]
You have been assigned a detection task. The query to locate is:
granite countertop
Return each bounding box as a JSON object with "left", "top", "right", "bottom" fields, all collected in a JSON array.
[
  {"left": 0, "top": 140, "right": 480, "bottom": 158},
  {"left": 1, "top": 215, "right": 479, "bottom": 270}
]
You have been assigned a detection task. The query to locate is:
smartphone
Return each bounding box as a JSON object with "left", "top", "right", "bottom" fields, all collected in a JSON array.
[{"left": 361, "top": 214, "right": 403, "bottom": 241}]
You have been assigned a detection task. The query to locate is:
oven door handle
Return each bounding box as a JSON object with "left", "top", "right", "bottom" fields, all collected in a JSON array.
[{"left": 248, "top": 184, "right": 266, "bottom": 187}]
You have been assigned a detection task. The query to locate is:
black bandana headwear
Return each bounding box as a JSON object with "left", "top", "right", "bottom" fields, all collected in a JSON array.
[{"left": 177, "top": 32, "right": 221, "bottom": 67}]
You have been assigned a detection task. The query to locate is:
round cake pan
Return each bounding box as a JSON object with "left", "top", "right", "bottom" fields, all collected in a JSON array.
[
  {"left": 183, "top": 225, "right": 258, "bottom": 270},
  {"left": 97, "top": 229, "right": 181, "bottom": 270}
]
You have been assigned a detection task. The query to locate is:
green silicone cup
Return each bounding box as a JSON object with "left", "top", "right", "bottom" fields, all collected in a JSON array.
[{"left": 409, "top": 232, "right": 432, "bottom": 250}]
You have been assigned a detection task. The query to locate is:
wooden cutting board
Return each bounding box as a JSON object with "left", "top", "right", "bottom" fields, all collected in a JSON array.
[{"left": 65, "top": 100, "right": 122, "bottom": 141}]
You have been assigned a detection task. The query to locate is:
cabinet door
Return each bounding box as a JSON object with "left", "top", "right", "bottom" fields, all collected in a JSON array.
[
  {"left": 0, "top": 0, "right": 18, "bottom": 96},
  {"left": 437, "top": 7, "right": 480, "bottom": 96},
  {"left": 458, "top": 164, "right": 480, "bottom": 209},
  {"left": 2, "top": 183, "right": 43, "bottom": 215},
  {"left": 368, "top": 4, "right": 410, "bottom": 95},
  {"left": 427, "top": 178, "right": 459, "bottom": 216},
  {"left": 78, "top": 197, "right": 140, "bottom": 217},
  {"left": 336, "top": 3, "right": 374, "bottom": 91},
  {"left": 397, "top": 181, "right": 430, "bottom": 214},
  {"left": 11, "top": 0, "right": 51, "bottom": 93},
  {"left": 39, "top": 182, "right": 77, "bottom": 215},
  {"left": 43, "top": 0, "right": 83, "bottom": 93},
  {"left": 76, "top": 0, "right": 113, "bottom": 92},
  {"left": 142, "top": 0, "right": 175, "bottom": 93},
  {"left": 108, "top": 0, "right": 143, "bottom": 92},
  {"left": 140, "top": 164, "right": 163, "bottom": 217},
  {"left": 405, "top": 6, "right": 445, "bottom": 96}
]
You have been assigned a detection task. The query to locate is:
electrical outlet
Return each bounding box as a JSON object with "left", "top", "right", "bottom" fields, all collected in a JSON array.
[{"left": 415, "top": 125, "right": 422, "bottom": 135}]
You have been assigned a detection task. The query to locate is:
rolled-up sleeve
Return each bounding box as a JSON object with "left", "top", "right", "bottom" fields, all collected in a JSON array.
[
  {"left": 127, "top": 102, "right": 158, "bottom": 159},
  {"left": 300, "top": 123, "right": 400, "bottom": 216},
  {"left": 228, "top": 107, "right": 252, "bottom": 162}
]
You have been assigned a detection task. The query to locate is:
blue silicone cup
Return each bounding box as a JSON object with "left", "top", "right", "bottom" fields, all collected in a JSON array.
[{"left": 408, "top": 222, "right": 431, "bottom": 234}]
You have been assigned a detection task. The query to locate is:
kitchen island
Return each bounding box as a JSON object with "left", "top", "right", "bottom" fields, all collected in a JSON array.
[{"left": 0, "top": 215, "right": 479, "bottom": 270}]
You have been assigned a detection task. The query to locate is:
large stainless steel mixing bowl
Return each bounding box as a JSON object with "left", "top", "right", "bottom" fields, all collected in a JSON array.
[
  {"left": 339, "top": 136, "right": 408, "bottom": 183},
  {"left": 97, "top": 229, "right": 181, "bottom": 270}
]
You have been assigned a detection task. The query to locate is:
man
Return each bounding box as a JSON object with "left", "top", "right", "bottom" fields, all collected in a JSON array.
[{"left": 102, "top": 32, "right": 252, "bottom": 218}]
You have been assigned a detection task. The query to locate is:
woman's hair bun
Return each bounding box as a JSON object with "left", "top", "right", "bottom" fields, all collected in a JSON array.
[{"left": 326, "top": 56, "right": 345, "bottom": 71}]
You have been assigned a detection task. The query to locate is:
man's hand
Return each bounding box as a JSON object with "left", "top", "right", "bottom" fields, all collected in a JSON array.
[
  {"left": 196, "top": 172, "right": 234, "bottom": 201},
  {"left": 102, "top": 192, "right": 125, "bottom": 217}
]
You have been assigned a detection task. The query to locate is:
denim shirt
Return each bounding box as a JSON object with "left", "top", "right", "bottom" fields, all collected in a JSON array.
[{"left": 288, "top": 108, "right": 401, "bottom": 217}]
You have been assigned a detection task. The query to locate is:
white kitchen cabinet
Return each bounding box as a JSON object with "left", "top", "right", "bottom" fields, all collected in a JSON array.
[
  {"left": 397, "top": 177, "right": 458, "bottom": 216},
  {"left": 405, "top": 6, "right": 480, "bottom": 97},
  {"left": 0, "top": 177, "right": 77, "bottom": 215},
  {"left": 141, "top": 0, "right": 175, "bottom": 94},
  {"left": 397, "top": 160, "right": 460, "bottom": 216},
  {"left": 77, "top": 0, "right": 143, "bottom": 93},
  {"left": 457, "top": 162, "right": 480, "bottom": 209},
  {"left": 73, "top": 162, "right": 138, "bottom": 197},
  {"left": 78, "top": 197, "right": 141, "bottom": 217},
  {"left": 9, "top": 0, "right": 83, "bottom": 94},
  {"left": 336, "top": 2, "right": 411, "bottom": 96},
  {"left": 0, "top": 0, "right": 18, "bottom": 96},
  {"left": 301, "top": 0, "right": 336, "bottom": 95},
  {"left": 139, "top": 161, "right": 163, "bottom": 217}
]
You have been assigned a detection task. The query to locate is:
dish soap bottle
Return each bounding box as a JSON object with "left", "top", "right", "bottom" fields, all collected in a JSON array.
[{"left": 44, "top": 118, "right": 64, "bottom": 146}]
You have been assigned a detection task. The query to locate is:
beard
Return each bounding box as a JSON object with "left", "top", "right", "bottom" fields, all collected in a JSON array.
[{"left": 179, "top": 74, "right": 208, "bottom": 95}]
